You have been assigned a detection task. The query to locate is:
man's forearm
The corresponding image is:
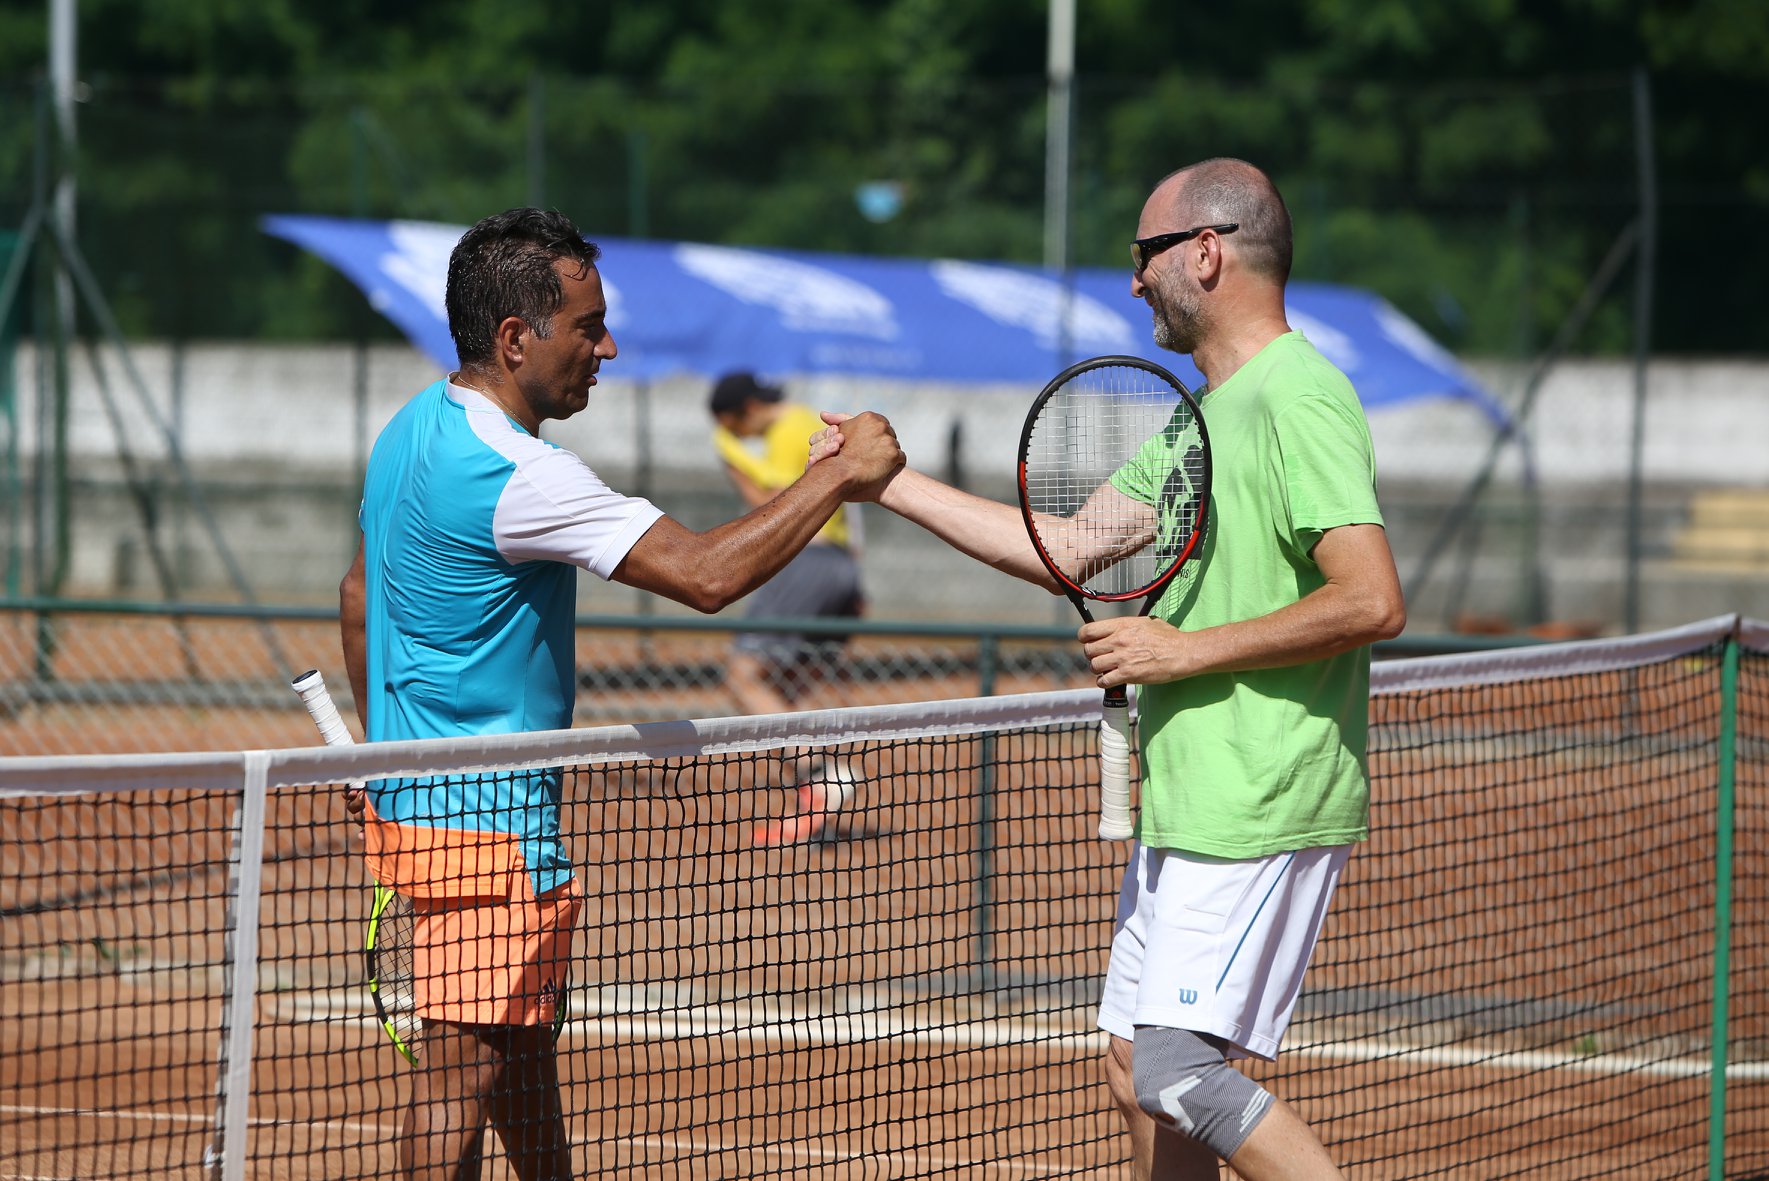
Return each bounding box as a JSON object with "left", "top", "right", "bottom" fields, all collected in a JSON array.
[
  {"left": 876, "top": 467, "right": 1060, "bottom": 591},
  {"left": 701, "top": 461, "right": 853, "bottom": 589},
  {"left": 1079, "top": 523, "right": 1406, "bottom": 690},
  {"left": 1175, "top": 581, "right": 1401, "bottom": 676},
  {"left": 619, "top": 410, "right": 903, "bottom": 612},
  {"left": 616, "top": 460, "right": 853, "bottom": 613}
]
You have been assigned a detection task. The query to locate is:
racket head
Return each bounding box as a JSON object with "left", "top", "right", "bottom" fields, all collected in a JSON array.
[
  {"left": 361, "top": 885, "right": 571, "bottom": 1062},
  {"left": 364, "top": 882, "right": 421, "bottom": 1066},
  {"left": 1017, "top": 355, "right": 1210, "bottom": 605}
]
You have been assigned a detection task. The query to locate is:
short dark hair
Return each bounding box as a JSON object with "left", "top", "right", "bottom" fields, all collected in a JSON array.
[
  {"left": 445, "top": 208, "right": 602, "bottom": 368},
  {"left": 1163, "top": 159, "right": 1293, "bottom": 284},
  {"left": 708, "top": 371, "right": 784, "bottom": 416}
]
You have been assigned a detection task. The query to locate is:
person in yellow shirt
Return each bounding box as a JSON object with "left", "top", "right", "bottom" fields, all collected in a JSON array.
[{"left": 709, "top": 372, "right": 864, "bottom": 718}]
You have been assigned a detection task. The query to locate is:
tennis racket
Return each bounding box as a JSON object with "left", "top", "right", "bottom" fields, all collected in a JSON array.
[
  {"left": 1017, "top": 356, "right": 1211, "bottom": 840},
  {"left": 291, "top": 670, "right": 572, "bottom": 1061},
  {"left": 290, "top": 670, "right": 421, "bottom": 1066}
]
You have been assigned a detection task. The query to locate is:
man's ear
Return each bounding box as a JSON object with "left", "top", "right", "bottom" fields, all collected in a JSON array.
[
  {"left": 494, "top": 315, "right": 526, "bottom": 367},
  {"left": 1196, "top": 232, "right": 1228, "bottom": 283}
]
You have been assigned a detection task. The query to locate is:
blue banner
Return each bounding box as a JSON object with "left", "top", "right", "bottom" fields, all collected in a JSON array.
[{"left": 264, "top": 214, "right": 1505, "bottom": 423}]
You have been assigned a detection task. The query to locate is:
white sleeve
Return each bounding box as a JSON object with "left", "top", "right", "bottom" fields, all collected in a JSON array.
[{"left": 492, "top": 443, "right": 665, "bottom": 579}]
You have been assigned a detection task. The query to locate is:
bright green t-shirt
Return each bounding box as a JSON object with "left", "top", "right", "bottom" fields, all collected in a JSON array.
[{"left": 1109, "top": 332, "right": 1383, "bottom": 858}]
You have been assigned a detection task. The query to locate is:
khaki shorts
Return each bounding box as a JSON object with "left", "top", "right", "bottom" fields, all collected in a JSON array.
[{"left": 410, "top": 877, "right": 581, "bottom": 1027}]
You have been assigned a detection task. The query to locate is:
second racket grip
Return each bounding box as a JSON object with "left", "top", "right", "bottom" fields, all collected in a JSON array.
[{"left": 1097, "top": 697, "right": 1136, "bottom": 840}]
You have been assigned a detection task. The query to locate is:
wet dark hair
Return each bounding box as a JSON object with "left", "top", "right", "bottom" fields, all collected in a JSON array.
[{"left": 445, "top": 208, "right": 601, "bottom": 368}]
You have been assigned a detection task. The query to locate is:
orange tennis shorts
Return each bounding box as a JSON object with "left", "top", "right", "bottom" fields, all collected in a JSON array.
[{"left": 410, "top": 877, "right": 582, "bottom": 1028}]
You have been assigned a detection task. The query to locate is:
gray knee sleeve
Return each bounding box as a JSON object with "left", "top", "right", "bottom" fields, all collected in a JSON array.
[{"left": 1132, "top": 1027, "right": 1274, "bottom": 1161}]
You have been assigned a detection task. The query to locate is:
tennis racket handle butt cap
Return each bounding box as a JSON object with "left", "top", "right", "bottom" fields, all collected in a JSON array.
[{"left": 1097, "top": 703, "right": 1136, "bottom": 840}]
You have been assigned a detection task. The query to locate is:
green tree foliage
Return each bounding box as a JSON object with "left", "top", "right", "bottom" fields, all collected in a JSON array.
[{"left": 0, "top": 0, "right": 1761, "bottom": 353}]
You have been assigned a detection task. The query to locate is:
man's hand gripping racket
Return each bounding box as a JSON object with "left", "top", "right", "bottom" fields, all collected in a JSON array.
[
  {"left": 1017, "top": 356, "right": 1210, "bottom": 839},
  {"left": 290, "top": 670, "right": 422, "bottom": 1066}
]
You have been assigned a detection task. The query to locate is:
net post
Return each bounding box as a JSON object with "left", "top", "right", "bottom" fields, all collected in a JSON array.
[
  {"left": 1709, "top": 627, "right": 1739, "bottom": 1181},
  {"left": 205, "top": 751, "right": 270, "bottom": 1181}
]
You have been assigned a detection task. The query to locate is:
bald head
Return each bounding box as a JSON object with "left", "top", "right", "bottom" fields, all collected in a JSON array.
[{"left": 1154, "top": 159, "right": 1292, "bottom": 285}]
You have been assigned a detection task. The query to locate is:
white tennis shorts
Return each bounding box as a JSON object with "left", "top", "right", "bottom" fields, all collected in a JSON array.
[{"left": 1097, "top": 841, "right": 1351, "bottom": 1061}]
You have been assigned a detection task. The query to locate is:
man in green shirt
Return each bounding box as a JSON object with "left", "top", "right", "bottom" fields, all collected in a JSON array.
[{"left": 823, "top": 158, "right": 1404, "bottom": 1179}]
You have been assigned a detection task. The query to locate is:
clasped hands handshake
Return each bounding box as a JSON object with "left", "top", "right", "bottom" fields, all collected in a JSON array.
[
  {"left": 807, "top": 410, "right": 902, "bottom": 500},
  {"left": 809, "top": 409, "right": 1190, "bottom": 692}
]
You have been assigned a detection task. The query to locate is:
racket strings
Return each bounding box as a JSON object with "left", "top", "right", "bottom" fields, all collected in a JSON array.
[
  {"left": 368, "top": 891, "right": 422, "bottom": 1053},
  {"left": 1023, "top": 364, "right": 1205, "bottom": 599}
]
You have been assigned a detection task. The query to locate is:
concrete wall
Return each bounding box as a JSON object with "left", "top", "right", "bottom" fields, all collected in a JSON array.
[{"left": 5, "top": 341, "right": 1768, "bottom": 632}]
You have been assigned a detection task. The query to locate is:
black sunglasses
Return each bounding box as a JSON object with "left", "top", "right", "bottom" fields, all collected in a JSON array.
[{"left": 1131, "top": 223, "right": 1239, "bottom": 273}]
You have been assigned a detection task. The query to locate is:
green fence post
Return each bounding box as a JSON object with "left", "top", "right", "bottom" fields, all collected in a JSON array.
[{"left": 1710, "top": 629, "right": 1739, "bottom": 1181}]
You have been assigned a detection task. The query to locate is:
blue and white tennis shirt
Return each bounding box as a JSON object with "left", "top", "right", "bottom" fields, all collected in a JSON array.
[{"left": 360, "top": 378, "right": 663, "bottom": 899}]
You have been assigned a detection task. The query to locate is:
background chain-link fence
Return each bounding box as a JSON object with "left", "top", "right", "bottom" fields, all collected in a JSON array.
[
  {"left": 0, "top": 602, "right": 1109, "bottom": 755},
  {"left": 6, "top": 339, "right": 1769, "bottom": 642},
  {"left": 0, "top": 600, "right": 1528, "bottom": 757}
]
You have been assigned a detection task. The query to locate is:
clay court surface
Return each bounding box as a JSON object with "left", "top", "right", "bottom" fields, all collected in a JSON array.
[{"left": 2, "top": 616, "right": 1766, "bottom": 1176}]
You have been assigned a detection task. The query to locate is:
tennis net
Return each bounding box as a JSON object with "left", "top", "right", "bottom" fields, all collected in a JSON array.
[{"left": 0, "top": 616, "right": 1763, "bottom": 1179}]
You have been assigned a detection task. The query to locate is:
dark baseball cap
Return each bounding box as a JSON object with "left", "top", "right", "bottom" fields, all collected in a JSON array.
[{"left": 709, "top": 372, "right": 785, "bottom": 415}]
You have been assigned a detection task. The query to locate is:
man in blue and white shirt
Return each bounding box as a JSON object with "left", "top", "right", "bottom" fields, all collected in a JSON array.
[{"left": 340, "top": 208, "right": 903, "bottom": 1181}]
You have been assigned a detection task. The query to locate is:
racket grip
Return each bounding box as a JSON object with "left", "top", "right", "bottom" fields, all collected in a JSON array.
[
  {"left": 292, "top": 669, "right": 356, "bottom": 748},
  {"left": 1097, "top": 691, "right": 1135, "bottom": 840}
]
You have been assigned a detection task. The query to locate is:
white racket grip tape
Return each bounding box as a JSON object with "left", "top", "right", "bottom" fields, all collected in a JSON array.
[
  {"left": 292, "top": 670, "right": 356, "bottom": 747},
  {"left": 1097, "top": 702, "right": 1135, "bottom": 840}
]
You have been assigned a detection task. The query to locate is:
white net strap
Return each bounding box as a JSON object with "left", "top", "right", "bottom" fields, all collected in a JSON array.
[
  {"left": 0, "top": 688, "right": 1106, "bottom": 798},
  {"left": 1372, "top": 614, "right": 1740, "bottom": 695}
]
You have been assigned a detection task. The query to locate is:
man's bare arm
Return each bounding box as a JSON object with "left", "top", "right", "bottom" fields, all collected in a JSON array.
[
  {"left": 816, "top": 412, "right": 1154, "bottom": 594},
  {"left": 1037, "top": 481, "right": 1160, "bottom": 587},
  {"left": 869, "top": 466, "right": 1060, "bottom": 591},
  {"left": 866, "top": 467, "right": 1159, "bottom": 594},
  {"left": 614, "top": 410, "right": 902, "bottom": 612},
  {"left": 1080, "top": 523, "right": 1405, "bottom": 688}
]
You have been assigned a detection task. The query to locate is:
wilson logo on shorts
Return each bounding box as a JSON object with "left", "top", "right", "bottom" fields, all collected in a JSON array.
[{"left": 1177, "top": 988, "right": 1199, "bottom": 1005}]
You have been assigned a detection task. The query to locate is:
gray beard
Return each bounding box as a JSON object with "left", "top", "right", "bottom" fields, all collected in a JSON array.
[
  {"left": 1148, "top": 273, "right": 1204, "bottom": 355},
  {"left": 1151, "top": 298, "right": 1201, "bottom": 355}
]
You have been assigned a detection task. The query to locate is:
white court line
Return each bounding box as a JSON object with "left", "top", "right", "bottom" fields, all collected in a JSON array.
[
  {"left": 0, "top": 1103, "right": 386, "bottom": 1136},
  {"left": 287, "top": 992, "right": 1769, "bottom": 1082},
  {"left": 564, "top": 1013, "right": 1106, "bottom": 1049},
  {"left": 1288, "top": 1037, "right": 1769, "bottom": 1082},
  {"left": 291, "top": 992, "right": 1106, "bottom": 1050}
]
